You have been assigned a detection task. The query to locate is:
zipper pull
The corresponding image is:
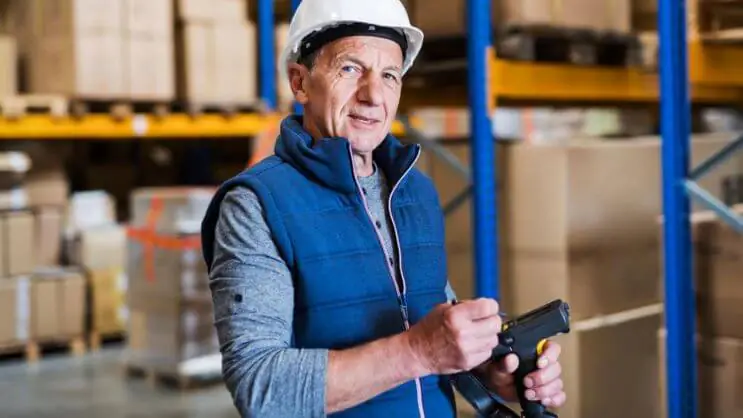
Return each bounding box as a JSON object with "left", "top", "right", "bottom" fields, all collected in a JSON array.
[{"left": 399, "top": 294, "right": 410, "bottom": 326}]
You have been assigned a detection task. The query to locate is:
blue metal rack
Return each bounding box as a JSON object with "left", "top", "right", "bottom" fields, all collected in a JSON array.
[{"left": 258, "top": 1, "right": 743, "bottom": 418}]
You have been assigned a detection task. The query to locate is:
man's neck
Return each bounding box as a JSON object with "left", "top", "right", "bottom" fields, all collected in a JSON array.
[{"left": 352, "top": 152, "right": 375, "bottom": 177}]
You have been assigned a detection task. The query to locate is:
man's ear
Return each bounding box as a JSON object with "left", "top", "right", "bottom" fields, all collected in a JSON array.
[{"left": 287, "top": 63, "right": 310, "bottom": 105}]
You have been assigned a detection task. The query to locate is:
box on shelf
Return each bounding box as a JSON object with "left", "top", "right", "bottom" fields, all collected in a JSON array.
[
  {"left": 125, "top": 187, "right": 218, "bottom": 373},
  {"left": 0, "top": 35, "right": 17, "bottom": 96},
  {"left": 35, "top": 207, "right": 63, "bottom": 268},
  {"left": 89, "top": 267, "right": 128, "bottom": 336},
  {"left": 123, "top": 0, "right": 173, "bottom": 38},
  {"left": 0, "top": 210, "right": 35, "bottom": 277},
  {"left": 175, "top": 20, "right": 257, "bottom": 105},
  {"left": 659, "top": 330, "right": 743, "bottom": 418},
  {"left": 125, "top": 36, "right": 175, "bottom": 100},
  {"left": 689, "top": 208, "right": 743, "bottom": 340},
  {"left": 28, "top": 32, "right": 127, "bottom": 99},
  {"left": 0, "top": 277, "right": 30, "bottom": 347},
  {"left": 36, "top": 0, "right": 125, "bottom": 36},
  {"left": 29, "top": 268, "right": 86, "bottom": 340},
  {"left": 176, "top": 0, "right": 248, "bottom": 22}
]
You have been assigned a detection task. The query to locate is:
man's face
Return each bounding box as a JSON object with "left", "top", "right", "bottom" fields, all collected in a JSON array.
[{"left": 289, "top": 36, "right": 404, "bottom": 154}]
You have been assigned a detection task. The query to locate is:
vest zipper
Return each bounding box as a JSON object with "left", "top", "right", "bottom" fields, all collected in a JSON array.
[{"left": 347, "top": 145, "right": 426, "bottom": 418}]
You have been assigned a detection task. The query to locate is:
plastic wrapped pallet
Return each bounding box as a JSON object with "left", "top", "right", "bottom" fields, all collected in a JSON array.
[{"left": 125, "top": 187, "right": 219, "bottom": 376}]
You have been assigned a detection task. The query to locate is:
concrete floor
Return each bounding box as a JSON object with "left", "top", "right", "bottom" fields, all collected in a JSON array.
[{"left": 0, "top": 345, "right": 240, "bottom": 418}]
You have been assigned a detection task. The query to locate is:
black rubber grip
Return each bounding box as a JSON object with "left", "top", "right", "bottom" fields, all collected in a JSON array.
[{"left": 514, "top": 357, "right": 548, "bottom": 418}]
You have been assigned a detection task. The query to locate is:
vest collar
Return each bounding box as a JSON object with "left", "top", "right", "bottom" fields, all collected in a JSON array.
[{"left": 274, "top": 115, "right": 420, "bottom": 194}]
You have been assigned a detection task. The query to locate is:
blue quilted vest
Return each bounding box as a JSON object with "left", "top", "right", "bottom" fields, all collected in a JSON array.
[{"left": 201, "top": 116, "right": 456, "bottom": 418}]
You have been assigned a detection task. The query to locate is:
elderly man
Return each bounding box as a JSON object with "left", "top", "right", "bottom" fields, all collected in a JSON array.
[{"left": 200, "top": 0, "right": 565, "bottom": 416}]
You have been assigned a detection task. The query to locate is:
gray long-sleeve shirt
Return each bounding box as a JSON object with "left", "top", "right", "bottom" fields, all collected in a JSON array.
[{"left": 209, "top": 163, "right": 456, "bottom": 417}]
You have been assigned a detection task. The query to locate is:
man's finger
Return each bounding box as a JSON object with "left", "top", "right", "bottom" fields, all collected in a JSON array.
[
  {"left": 538, "top": 341, "right": 562, "bottom": 368},
  {"left": 457, "top": 298, "right": 500, "bottom": 320},
  {"left": 525, "top": 362, "right": 562, "bottom": 388},
  {"left": 493, "top": 353, "right": 519, "bottom": 374},
  {"left": 543, "top": 391, "right": 567, "bottom": 408},
  {"left": 532, "top": 378, "right": 564, "bottom": 400}
]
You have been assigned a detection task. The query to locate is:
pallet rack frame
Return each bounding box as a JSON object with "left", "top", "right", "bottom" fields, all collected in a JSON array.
[{"left": 264, "top": 2, "right": 742, "bottom": 418}]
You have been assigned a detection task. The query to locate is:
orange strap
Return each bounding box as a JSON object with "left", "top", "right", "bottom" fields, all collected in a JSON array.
[{"left": 126, "top": 197, "right": 201, "bottom": 283}]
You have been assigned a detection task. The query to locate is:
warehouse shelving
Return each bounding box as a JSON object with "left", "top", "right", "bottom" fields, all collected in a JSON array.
[{"left": 0, "top": 113, "right": 410, "bottom": 139}]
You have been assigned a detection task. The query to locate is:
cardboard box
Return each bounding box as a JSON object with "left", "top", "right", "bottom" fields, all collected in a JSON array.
[
  {"left": 659, "top": 330, "right": 743, "bottom": 418},
  {"left": 176, "top": 0, "right": 247, "bottom": 22},
  {"left": 176, "top": 21, "right": 257, "bottom": 105},
  {"left": 176, "top": 0, "right": 214, "bottom": 22},
  {"left": 123, "top": 0, "right": 173, "bottom": 38},
  {"left": 89, "top": 267, "right": 128, "bottom": 335},
  {"left": 214, "top": 22, "right": 257, "bottom": 104},
  {"left": 557, "top": 311, "right": 662, "bottom": 418},
  {"left": 0, "top": 277, "right": 30, "bottom": 346},
  {"left": 125, "top": 36, "right": 175, "bottom": 100},
  {"left": 690, "top": 210, "right": 743, "bottom": 340},
  {"left": 176, "top": 22, "right": 215, "bottom": 103},
  {"left": 0, "top": 35, "right": 17, "bottom": 96},
  {"left": 35, "top": 207, "right": 63, "bottom": 267},
  {"left": 37, "top": 0, "right": 125, "bottom": 36},
  {"left": 30, "top": 268, "right": 86, "bottom": 339},
  {"left": 3, "top": 211, "right": 36, "bottom": 277},
  {"left": 29, "top": 32, "right": 127, "bottom": 99},
  {"left": 130, "top": 187, "right": 215, "bottom": 234},
  {"left": 24, "top": 167, "right": 70, "bottom": 208},
  {"left": 68, "top": 224, "right": 127, "bottom": 270},
  {"left": 126, "top": 298, "right": 219, "bottom": 370}
]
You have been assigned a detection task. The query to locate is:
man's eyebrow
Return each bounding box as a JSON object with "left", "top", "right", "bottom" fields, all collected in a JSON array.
[{"left": 335, "top": 55, "right": 402, "bottom": 72}]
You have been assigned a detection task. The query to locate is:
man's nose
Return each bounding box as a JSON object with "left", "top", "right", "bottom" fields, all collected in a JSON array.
[{"left": 356, "top": 74, "right": 384, "bottom": 106}]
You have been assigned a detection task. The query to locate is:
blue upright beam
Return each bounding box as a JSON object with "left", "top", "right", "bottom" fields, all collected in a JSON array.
[
  {"left": 258, "top": 0, "right": 276, "bottom": 110},
  {"left": 467, "top": 0, "right": 498, "bottom": 299},
  {"left": 291, "top": 0, "right": 304, "bottom": 115},
  {"left": 658, "top": 0, "right": 698, "bottom": 415}
]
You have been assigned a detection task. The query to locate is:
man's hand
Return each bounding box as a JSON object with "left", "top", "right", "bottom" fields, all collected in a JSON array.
[
  {"left": 405, "top": 298, "right": 502, "bottom": 376},
  {"left": 481, "top": 341, "right": 566, "bottom": 408}
]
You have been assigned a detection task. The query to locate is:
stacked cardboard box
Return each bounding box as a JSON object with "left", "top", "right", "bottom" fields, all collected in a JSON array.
[
  {"left": 26, "top": 0, "right": 127, "bottom": 98},
  {"left": 409, "top": 0, "right": 631, "bottom": 37},
  {"left": 658, "top": 208, "right": 743, "bottom": 418},
  {"left": 175, "top": 0, "right": 257, "bottom": 106},
  {"left": 432, "top": 133, "right": 743, "bottom": 418},
  {"left": 123, "top": 0, "right": 175, "bottom": 100},
  {"left": 22, "top": 0, "right": 174, "bottom": 101},
  {"left": 64, "top": 191, "right": 129, "bottom": 341},
  {"left": 125, "top": 187, "right": 219, "bottom": 374},
  {"left": 0, "top": 268, "right": 86, "bottom": 348}
]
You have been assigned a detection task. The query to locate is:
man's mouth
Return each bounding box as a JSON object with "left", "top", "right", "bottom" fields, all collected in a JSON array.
[{"left": 349, "top": 114, "right": 379, "bottom": 125}]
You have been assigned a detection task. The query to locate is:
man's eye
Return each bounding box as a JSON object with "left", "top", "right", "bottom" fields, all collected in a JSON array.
[
  {"left": 341, "top": 65, "right": 358, "bottom": 73},
  {"left": 384, "top": 73, "right": 400, "bottom": 82}
]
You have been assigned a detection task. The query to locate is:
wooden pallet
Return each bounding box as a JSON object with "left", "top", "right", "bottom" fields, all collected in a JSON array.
[
  {"left": 123, "top": 362, "right": 223, "bottom": 390},
  {"left": 174, "top": 101, "right": 265, "bottom": 118},
  {"left": 69, "top": 99, "right": 173, "bottom": 120},
  {"left": 0, "top": 95, "right": 69, "bottom": 119},
  {"left": 0, "top": 336, "right": 86, "bottom": 363},
  {"left": 88, "top": 330, "right": 126, "bottom": 352}
]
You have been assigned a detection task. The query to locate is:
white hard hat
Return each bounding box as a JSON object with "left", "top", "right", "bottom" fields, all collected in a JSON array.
[{"left": 278, "top": 0, "right": 424, "bottom": 83}]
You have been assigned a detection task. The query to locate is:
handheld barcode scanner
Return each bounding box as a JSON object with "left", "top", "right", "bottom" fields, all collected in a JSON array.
[{"left": 451, "top": 299, "right": 571, "bottom": 418}]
